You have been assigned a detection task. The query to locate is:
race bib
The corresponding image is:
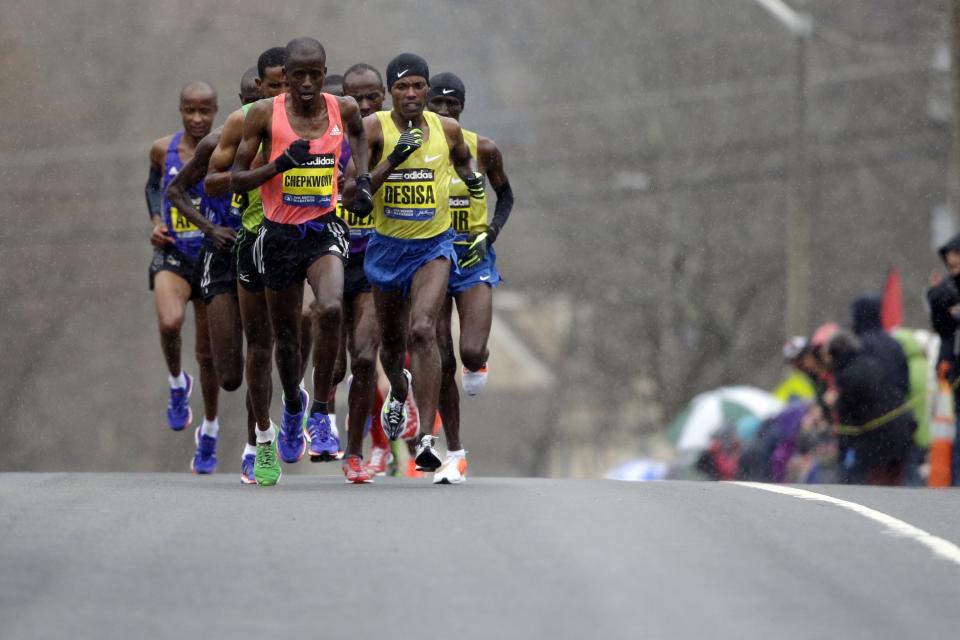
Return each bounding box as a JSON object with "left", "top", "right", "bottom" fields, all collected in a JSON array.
[
  {"left": 170, "top": 196, "right": 202, "bottom": 233},
  {"left": 337, "top": 197, "right": 375, "bottom": 239},
  {"left": 282, "top": 154, "right": 335, "bottom": 207},
  {"left": 382, "top": 168, "right": 436, "bottom": 221},
  {"left": 448, "top": 195, "right": 471, "bottom": 242}
]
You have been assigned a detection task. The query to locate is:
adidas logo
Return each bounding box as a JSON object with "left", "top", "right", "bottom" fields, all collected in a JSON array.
[
  {"left": 331, "top": 124, "right": 341, "bottom": 136},
  {"left": 168, "top": 167, "right": 178, "bottom": 176}
]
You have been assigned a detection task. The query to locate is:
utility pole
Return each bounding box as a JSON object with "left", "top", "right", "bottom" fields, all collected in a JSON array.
[
  {"left": 949, "top": 0, "right": 960, "bottom": 219},
  {"left": 751, "top": 0, "right": 814, "bottom": 337}
]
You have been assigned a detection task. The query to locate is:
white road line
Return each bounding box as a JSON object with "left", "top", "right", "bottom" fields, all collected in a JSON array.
[{"left": 732, "top": 482, "right": 960, "bottom": 568}]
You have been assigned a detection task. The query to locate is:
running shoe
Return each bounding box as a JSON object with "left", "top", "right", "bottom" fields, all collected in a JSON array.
[
  {"left": 414, "top": 434, "right": 443, "bottom": 472},
  {"left": 364, "top": 445, "right": 393, "bottom": 477},
  {"left": 166, "top": 373, "right": 193, "bottom": 431},
  {"left": 190, "top": 426, "right": 218, "bottom": 474},
  {"left": 342, "top": 454, "right": 373, "bottom": 484},
  {"left": 433, "top": 452, "right": 468, "bottom": 485},
  {"left": 240, "top": 454, "right": 257, "bottom": 485},
  {"left": 380, "top": 369, "right": 412, "bottom": 440},
  {"left": 254, "top": 435, "right": 281, "bottom": 486},
  {"left": 278, "top": 387, "right": 308, "bottom": 463},
  {"left": 462, "top": 364, "right": 488, "bottom": 396},
  {"left": 305, "top": 412, "right": 343, "bottom": 462}
]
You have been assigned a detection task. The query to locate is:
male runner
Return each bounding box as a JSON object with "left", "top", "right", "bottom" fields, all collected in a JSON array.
[
  {"left": 166, "top": 69, "right": 263, "bottom": 479},
  {"left": 346, "top": 53, "right": 484, "bottom": 475},
  {"left": 238, "top": 67, "right": 260, "bottom": 105},
  {"left": 205, "top": 47, "right": 289, "bottom": 485},
  {"left": 337, "top": 63, "right": 394, "bottom": 478},
  {"left": 231, "top": 37, "right": 372, "bottom": 485},
  {"left": 297, "top": 68, "right": 347, "bottom": 452},
  {"left": 146, "top": 81, "right": 220, "bottom": 441},
  {"left": 427, "top": 72, "right": 514, "bottom": 484}
]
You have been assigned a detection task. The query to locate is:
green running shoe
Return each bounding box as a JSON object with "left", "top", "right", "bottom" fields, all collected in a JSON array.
[{"left": 254, "top": 433, "right": 282, "bottom": 486}]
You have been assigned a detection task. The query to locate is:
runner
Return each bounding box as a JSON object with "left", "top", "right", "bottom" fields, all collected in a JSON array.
[
  {"left": 346, "top": 53, "right": 485, "bottom": 476},
  {"left": 146, "top": 81, "right": 220, "bottom": 444},
  {"left": 426, "top": 72, "right": 514, "bottom": 484},
  {"left": 231, "top": 37, "right": 372, "bottom": 485},
  {"left": 339, "top": 63, "right": 393, "bottom": 477},
  {"left": 297, "top": 70, "right": 347, "bottom": 454},
  {"left": 166, "top": 68, "right": 263, "bottom": 478},
  {"left": 205, "top": 46, "right": 289, "bottom": 484},
  {"left": 238, "top": 67, "right": 260, "bottom": 106}
]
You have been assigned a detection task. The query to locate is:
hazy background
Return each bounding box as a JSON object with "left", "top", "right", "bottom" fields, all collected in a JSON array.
[{"left": 0, "top": 0, "right": 951, "bottom": 476}]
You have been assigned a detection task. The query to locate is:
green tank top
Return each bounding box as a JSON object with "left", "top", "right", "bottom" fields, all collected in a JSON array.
[{"left": 238, "top": 102, "right": 264, "bottom": 232}]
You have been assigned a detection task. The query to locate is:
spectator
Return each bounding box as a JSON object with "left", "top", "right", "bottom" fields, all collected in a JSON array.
[
  {"left": 850, "top": 294, "right": 909, "bottom": 396},
  {"left": 824, "top": 330, "right": 915, "bottom": 485},
  {"left": 927, "top": 232, "right": 960, "bottom": 484}
]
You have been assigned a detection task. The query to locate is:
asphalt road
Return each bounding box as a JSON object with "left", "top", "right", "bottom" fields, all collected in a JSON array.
[{"left": 1, "top": 474, "right": 959, "bottom": 640}]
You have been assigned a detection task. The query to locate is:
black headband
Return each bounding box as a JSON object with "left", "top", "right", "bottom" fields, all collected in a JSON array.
[
  {"left": 386, "top": 53, "right": 430, "bottom": 89},
  {"left": 427, "top": 72, "right": 465, "bottom": 107}
]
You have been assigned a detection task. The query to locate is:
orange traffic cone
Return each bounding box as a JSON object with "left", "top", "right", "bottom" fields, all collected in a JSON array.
[{"left": 928, "top": 362, "right": 954, "bottom": 487}]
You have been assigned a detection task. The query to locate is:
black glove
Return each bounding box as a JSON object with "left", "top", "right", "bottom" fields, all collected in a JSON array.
[
  {"left": 387, "top": 127, "right": 424, "bottom": 165},
  {"left": 459, "top": 230, "right": 489, "bottom": 269},
  {"left": 464, "top": 171, "right": 485, "bottom": 200},
  {"left": 350, "top": 173, "right": 374, "bottom": 219},
  {"left": 274, "top": 139, "right": 314, "bottom": 173}
]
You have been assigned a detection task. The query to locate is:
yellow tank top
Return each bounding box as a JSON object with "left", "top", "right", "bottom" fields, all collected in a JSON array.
[
  {"left": 447, "top": 128, "right": 487, "bottom": 244},
  {"left": 373, "top": 110, "right": 453, "bottom": 239}
]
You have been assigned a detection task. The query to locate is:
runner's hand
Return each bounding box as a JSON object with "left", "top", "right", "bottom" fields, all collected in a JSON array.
[
  {"left": 387, "top": 127, "right": 423, "bottom": 165},
  {"left": 465, "top": 171, "right": 485, "bottom": 200},
  {"left": 274, "top": 139, "right": 314, "bottom": 173},
  {"left": 349, "top": 173, "right": 374, "bottom": 219},
  {"left": 209, "top": 225, "right": 238, "bottom": 251},
  {"left": 459, "top": 231, "right": 488, "bottom": 269},
  {"left": 150, "top": 223, "right": 174, "bottom": 247}
]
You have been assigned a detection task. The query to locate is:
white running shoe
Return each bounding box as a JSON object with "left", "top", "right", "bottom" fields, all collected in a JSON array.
[
  {"left": 462, "top": 364, "right": 489, "bottom": 396},
  {"left": 433, "top": 451, "right": 468, "bottom": 484},
  {"left": 414, "top": 434, "right": 443, "bottom": 472},
  {"left": 380, "top": 370, "right": 412, "bottom": 440}
]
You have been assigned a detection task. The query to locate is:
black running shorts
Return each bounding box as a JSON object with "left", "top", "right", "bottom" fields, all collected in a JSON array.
[
  {"left": 200, "top": 244, "right": 237, "bottom": 301},
  {"left": 235, "top": 227, "right": 265, "bottom": 293},
  {"left": 344, "top": 250, "right": 372, "bottom": 298},
  {"left": 257, "top": 214, "right": 349, "bottom": 291},
  {"left": 149, "top": 246, "right": 202, "bottom": 300}
]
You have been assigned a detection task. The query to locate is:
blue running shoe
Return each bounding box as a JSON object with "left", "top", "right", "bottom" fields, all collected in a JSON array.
[
  {"left": 191, "top": 427, "right": 217, "bottom": 474},
  {"left": 166, "top": 373, "right": 193, "bottom": 431},
  {"left": 306, "top": 412, "right": 343, "bottom": 462},
  {"left": 278, "top": 387, "right": 308, "bottom": 463},
  {"left": 240, "top": 453, "right": 257, "bottom": 484}
]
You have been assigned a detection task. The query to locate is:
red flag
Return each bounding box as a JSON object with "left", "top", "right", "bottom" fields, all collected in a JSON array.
[{"left": 881, "top": 267, "right": 903, "bottom": 331}]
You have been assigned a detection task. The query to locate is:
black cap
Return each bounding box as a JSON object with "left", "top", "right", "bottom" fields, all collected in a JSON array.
[
  {"left": 386, "top": 53, "right": 429, "bottom": 90},
  {"left": 427, "top": 72, "right": 465, "bottom": 107}
]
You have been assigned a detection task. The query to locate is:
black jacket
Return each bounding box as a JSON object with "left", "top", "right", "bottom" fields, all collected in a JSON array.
[
  {"left": 928, "top": 232, "right": 960, "bottom": 370},
  {"left": 851, "top": 295, "right": 909, "bottom": 396},
  {"left": 833, "top": 346, "right": 914, "bottom": 461}
]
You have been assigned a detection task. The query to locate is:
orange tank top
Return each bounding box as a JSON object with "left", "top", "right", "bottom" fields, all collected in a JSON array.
[{"left": 260, "top": 92, "right": 344, "bottom": 225}]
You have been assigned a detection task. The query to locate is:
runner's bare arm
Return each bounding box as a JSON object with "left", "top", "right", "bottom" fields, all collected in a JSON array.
[
  {"left": 340, "top": 97, "right": 369, "bottom": 176},
  {"left": 205, "top": 108, "right": 245, "bottom": 196},
  {"left": 443, "top": 117, "right": 475, "bottom": 183},
  {"left": 230, "top": 101, "right": 277, "bottom": 193},
  {"left": 344, "top": 114, "right": 385, "bottom": 200},
  {"left": 478, "top": 136, "right": 513, "bottom": 243},
  {"left": 148, "top": 137, "right": 174, "bottom": 246},
  {"left": 167, "top": 132, "right": 235, "bottom": 249}
]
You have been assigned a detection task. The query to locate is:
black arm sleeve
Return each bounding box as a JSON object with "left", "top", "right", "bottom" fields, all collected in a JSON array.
[
  {"left": 487, "top": 180, "right": 513, "bottom": 244},
  {"left": 146, "top": 166, "right": 163, "bottom": 219}
]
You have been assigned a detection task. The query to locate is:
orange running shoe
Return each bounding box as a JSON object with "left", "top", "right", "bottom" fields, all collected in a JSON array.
[
  {"left": 364, "top": 445, "right": 393, "bottom": 477},
  {"left": 342, "top": 454, "right": 373, "bottom": 484},
  {"left": 462, "top": 364, "right": 488, "bottom": 396}
]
